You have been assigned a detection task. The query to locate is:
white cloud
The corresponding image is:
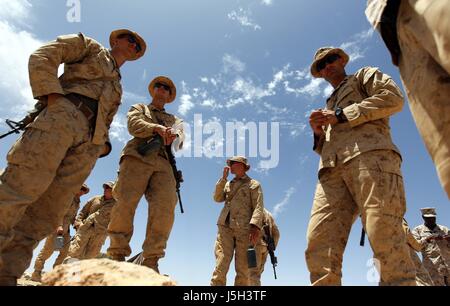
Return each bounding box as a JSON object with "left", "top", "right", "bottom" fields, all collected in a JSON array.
[
  {"left": 273, "top": 187, "right": 296, "bottom": 218},
  {"left": 109, "top": 113, "right": 129, "bottom": 144},
  {"left": 178, "top": 94, "right": 195, "bottom": 116},
  {"left": 339, "top": 28, "right": 375, "bottom": 62},
  {"left": 228, "top": 8, "right": 261, "bottom": 31},
  {"left": 261, "top": 0, "right": 273, "bottom": 5},
  {"left": 0, "top": 0, "right": 42, "bottom": 119},
  {"left": 222, "top": 54, "right": 246, "bottom": 74}
]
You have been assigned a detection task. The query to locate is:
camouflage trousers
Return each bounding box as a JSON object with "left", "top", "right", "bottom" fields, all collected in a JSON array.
[
  {"left": 249, "top": 243, "right": 268, "bottom": 286},
  {"left": 0, "top": 97, "right": 103, "bottom": 280},
  {"left": 107, "top": 155, "right": 178, "bottom": 260},
  {"left": 397, "top": 0, "right": 450, "bottom": 199},
  {"left": 33, "top": 232, "right": 71, "bottom": 272},
  {"left": 409, "top": 248, "right": 434, "bottom": 286},
  {"left": 66, "top": 223, "right": 107, "bottom": 260},
  {"left": 306, "top": 150, "right": 416, "bottom": 286},
  {"left": 211, "top": 225, "right": 252, "bottom": 286},
  {"left": 423, "top": 260, "right": 450, "bottom": 286}
]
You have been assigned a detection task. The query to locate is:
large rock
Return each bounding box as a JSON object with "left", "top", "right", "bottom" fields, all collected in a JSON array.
[{"left": 42, "top": 259, "right": 176, "bottom": 286}]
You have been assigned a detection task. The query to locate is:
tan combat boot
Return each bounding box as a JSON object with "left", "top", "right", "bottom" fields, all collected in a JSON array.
[
  {"left": 31, "top": 270, "right": 42, "bottom": 282},
  {"left": 142, "top": 257, "right": 159, "bottom": 274}
]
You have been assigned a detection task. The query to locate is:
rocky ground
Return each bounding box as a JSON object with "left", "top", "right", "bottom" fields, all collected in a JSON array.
[{"left": 18, "top": 259, "right": 176, "bottom": 286}]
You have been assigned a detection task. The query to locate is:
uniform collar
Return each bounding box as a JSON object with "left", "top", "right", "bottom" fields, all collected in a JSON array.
[
  {"left": 105, "top": 49, "right": 122, "bottom": 80},
  {"left": 148, "top": 104, "right": 166, "bottom": 113}
]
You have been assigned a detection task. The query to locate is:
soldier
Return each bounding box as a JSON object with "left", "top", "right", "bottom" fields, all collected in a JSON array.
[
  {"left": 107, "top": 76, "right": 183, "bottom": 273},
  {"left": 30, "top": 183, "right": 90, "bottom": 282},
  {"left": 402, "top": 219, "right": 434, "bottom": 286},
  {"left": 0, "top": 29, "right": 146, "bottom": 285},
  {"left": 249, "top": 208, "right": 280, "bottom": 286},
  {"left": 210, "top": 156, "right": 264, "bottom": 286},
  {"left": 366, "top": 0, "right": 450, "bottom": 199},
  {"left": 305, "top": 47, "right": 416, "bottom": 286},
  {"left": 412, "top": 208, "right": 450, "bottom": 286},
  {"left": 64, "top": 181, "right": 116, "bottom": 261}
]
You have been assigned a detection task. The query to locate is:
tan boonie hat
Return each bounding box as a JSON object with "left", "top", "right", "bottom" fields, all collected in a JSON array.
[
  {"left": 148, "top": 76, "right": 177, "bottom": 103},
  {"left": 109, "top": 29, "right": 147, "bottom": 61},
  {"left": 81, "top": 183, "right": 90, "bottom": 193},
  {"left": 103, "top": 181, "right": 115, "bottom": 189},
  {"left": 227, "top": 156, "right": 250, "bottom": 171},
  {"left": 420, "top": 207, "right": 437, "bottom": 218},
  {"left": 310, "top": 47, "right": 350, "bottom": 78}
]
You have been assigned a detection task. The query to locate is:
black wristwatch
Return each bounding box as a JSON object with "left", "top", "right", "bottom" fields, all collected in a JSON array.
[{"left": 335, "top": 107, "right": 348, "bottom": 123}]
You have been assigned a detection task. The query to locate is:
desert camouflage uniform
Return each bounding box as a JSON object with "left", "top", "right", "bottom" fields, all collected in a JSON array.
[
  {"left": 413, "top": 224, "right": 450, "bottom": 286},
  {"left": 306, "top": 67, "right": 416, "bottom": 286},
  {"left": 66, "top": 195, "right": 116, "bottom": 260},
  {"left": 366, "top": 0, "right": 450, "bottom": 199},
  {"left": 107, "top": 104, "right": 184, "bottom": 270},
  {"left": 33, "top": 196, "right": 81, "bottom": 272},
  {"left": 402, "top": 220, "right": 434, "bottom": 286},
  {"left": 249, "top": 209, "right": 280, "bottom": 286},
  {"left": 0, "top": 33, "right": 122, "bottom": 283},
  {"left": 210, "top": 174, "right": 264, "bottom": 286}
]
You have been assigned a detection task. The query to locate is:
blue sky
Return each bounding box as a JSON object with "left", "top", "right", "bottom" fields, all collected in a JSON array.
[{"left": 0, "top": 0, "right": 448, "bottom": 286}]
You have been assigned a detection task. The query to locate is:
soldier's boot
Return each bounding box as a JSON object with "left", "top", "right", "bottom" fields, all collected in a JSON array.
[
  {"left": 142, "top": 257, "right": 160, "bottom": 274},
  {"left": 31, "top": 270, "right": 42, "bottom": 282},
  {"left": 0, "top": 276, "right": 17, "bottom": 286},
  {"left": 111, "top": 254, "right": 125, "bottom": 262}
]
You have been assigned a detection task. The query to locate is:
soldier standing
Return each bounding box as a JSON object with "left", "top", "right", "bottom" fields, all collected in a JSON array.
[
  {"left": 64, "top": 182, "right": 116, "bottom": 261},
  {"left": 249, "top": 208, "right": 280, "bottom": 286},
  {"left": 413, "top": 208, "right": 450, "bottom": 286},
  {"left": 0, "top": 29, "right": 146, "bottom": 285},
  {"left": 366, "top": 0, "right": 450, "bottom": 199},
  {"left": 402, "top": 219, "right": 434, "bottom": 286},
  {"left": 305, "top": 47, "right": 416, "bottom": 285},
  {"left": 30, "top": 184, "right": 90, "bottom": 282},
  {"left": 211, "top": 156, "right": 264, "bottom": 286},
  {"left": 107, "top": 76, "right": 183, "bottom": 274}
]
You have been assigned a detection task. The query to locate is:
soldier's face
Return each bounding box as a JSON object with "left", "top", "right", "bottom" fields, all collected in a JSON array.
[
  {"left": 114, "top": 36, "right": 139, "bottom": 60},
  {"left": 423, "top": 217, "right": 436, "bottom": 227},
  {"left": 104, "top": 187, "right": 113, "bottom": 199},
  {"left": 230, "top": 162, "right": 246, "bottom": 176},
  {"left": 318, "top": 56, "right": 346, "bottom": 80},
  {"left": 154, "top": 83, "right": 171, "bottom": 102}
]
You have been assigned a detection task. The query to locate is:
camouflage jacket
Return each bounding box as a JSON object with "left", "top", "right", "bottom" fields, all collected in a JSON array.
[
  {"left": 259, "top": 209, "right": 280, "bottom": 248},
  {"left": 59, "top": 196, "right": 81, "bottom": 232},
  {"left": 214, "top": 175, "right": 264, "bottom": 230},
  {"left": 76, "top": 195, "right": 116, "bottom": 231},
  {"left": 412, "top": 224, "right": 450, "bottom": 277},
  {"left": 314, "top": 67, "right": 404, "bottom": 174},
  {"left": 121, "top": 104, "right": 184, "bottom": 164},
  {"left": 29, "top": 33, "right": 122, "bottom": 148}
]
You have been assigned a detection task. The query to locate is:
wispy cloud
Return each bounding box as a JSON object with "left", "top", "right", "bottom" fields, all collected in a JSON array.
[
  {"left": 339, "top": 28, "right": 375, "bottom": 62},
  {"left": 228, "top": 7, "right": 261, "bottom": 31},
  {"left": 223, "top": 54, "right": 246, "bottom": 74},
  {"left": 109, "top": 113, "right": 129, "bottom": 144},
  {"left": 261, "top": 0, "right": 273, "bottom": 6},
  {"left": 273, "top": 187, "right": 296, "bottom": 217}
]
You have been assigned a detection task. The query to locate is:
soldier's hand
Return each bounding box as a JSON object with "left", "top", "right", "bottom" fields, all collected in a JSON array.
[
  {"left": 320, "top": 109, "right": 339, "bottom": 126},
  {"left": 249, "top": 225, "right": 260, "bottom": 246},
  {"left": 165, "top": 128, "right": 178, "bottom": 145},
  {"left": 222, "top": 167, "right": 230, "bottom": 179},
  {"left": 47, "top": 93, "right": 64, "bottom": 106},
  {"left": 309, "top": 110, "right": 327, "bottom": 136},
  {"left": 56, "top": 226, "right": 64, "bottom": 235},
  {"left": 154, "top": 125, "right": 168, "bottom": 138}
]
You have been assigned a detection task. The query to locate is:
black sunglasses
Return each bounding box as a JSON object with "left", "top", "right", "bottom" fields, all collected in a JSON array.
[
  {"left": 316, "top": 54, "right": 341, "bottom": 72},
  {"left": 154, "top": 83, "right": 171, "bottom": 92},
  {"left": 119, "top": 34, "right": 142, "bottom": 53}
]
